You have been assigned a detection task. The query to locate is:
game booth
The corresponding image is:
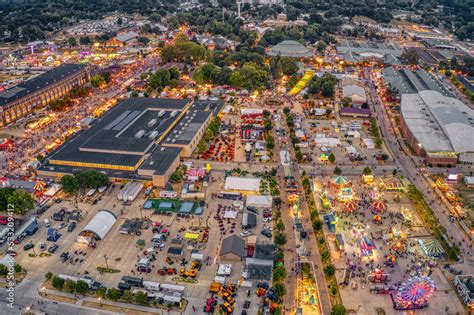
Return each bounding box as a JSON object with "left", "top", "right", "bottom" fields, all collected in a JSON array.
[{"left": 358, "top": 236, "right": 376, "bottom": 256}]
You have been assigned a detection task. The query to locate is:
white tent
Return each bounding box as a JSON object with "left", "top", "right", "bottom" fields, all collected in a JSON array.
[
  {"left": 241, "top": 108, "right": 263, "bottom": 116},
  {"left": 223, "top": 210, "right": 238, "bottom": 219},
  {"left": 78, "top": 210, "right": 117, "bottom": 243},
  {"left": 246, "top": 195, "right": 272, "bottom": 208},
  {"left": 362, "top": 138, "right": 375, "bottom": 149},
  {"left": 224, "top": 176, "right": 260, "bottom": 192},
  {"left": 44, "top": 184, "right": 61, "bottom": 197}
]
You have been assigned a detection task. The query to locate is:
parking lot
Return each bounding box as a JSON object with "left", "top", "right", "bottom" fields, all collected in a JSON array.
[{"left": 10, "top": 172, "right": 270, "bottom": 314}]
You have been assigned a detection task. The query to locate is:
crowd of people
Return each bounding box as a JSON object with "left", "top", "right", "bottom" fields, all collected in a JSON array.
[{"left": 0, "top": 53, "right": 160, "bottom": 178}]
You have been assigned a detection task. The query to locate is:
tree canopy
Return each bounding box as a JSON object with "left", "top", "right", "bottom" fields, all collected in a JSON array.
[{"left": 0, "top": 188, "right": 35, "bottom": 215}]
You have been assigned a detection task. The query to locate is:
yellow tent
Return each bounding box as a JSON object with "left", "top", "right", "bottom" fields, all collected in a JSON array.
[{"left": 184, "top": 233, "right": 200, "bottom": 240}]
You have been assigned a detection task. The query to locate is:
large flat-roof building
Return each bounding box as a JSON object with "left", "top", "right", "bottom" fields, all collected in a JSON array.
[
  {"left": 400, "top": 90, "right": 474, "bottom": 165},
  {"left": 335, "top": 40, "right": 402, "bottom": 65},
  {"left": 38, "top": 97, "right": 223, "bottom": 187},
  {"left": 0, "top": 64, "right": 88, "bottom": 127},
  {"left": 383, "top": 66, "right": 452, "bottom": 98}
]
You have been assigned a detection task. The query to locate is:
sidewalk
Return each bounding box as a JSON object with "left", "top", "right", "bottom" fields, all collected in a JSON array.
[{"left": 41, "top": 288, "right": 182, "bottom": 314}]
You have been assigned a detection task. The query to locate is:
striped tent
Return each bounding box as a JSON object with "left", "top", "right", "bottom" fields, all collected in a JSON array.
[
  {"left": 34, "top": 180, "right": 46, "bottom": 192},
  {"left": 418, "top": 239, "right": 445, "bottom": 258},
  {"left": 331, "top": 176, "right": 349, "bottom": 186}
]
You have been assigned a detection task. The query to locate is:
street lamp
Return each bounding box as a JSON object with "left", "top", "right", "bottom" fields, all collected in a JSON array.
[
  {"left": 103, "top": 254, "right": 109, "bottom": 269},
  {"left": 42, "top": 286, "right": 47, "bottom": 296},
  {"left": 98, "top": 297, "right": 102, "bottom": 306}
]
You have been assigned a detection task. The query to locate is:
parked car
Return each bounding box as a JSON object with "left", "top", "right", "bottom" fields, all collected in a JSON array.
[
  {"left": 240, "top": 231, "right": 253, "bottom": 237},
  {"left": 262, "top": 217, "right": 272, "bottom": 223},
  {"left": 0, "top": 216, "right": 8, "bottom": 225},
  {"left": 14, "top": 233, "right": 26, "bottom": 244},
  {"left": 23, "top": 243, "right": 34, "bottom": 251},
  {"left": 6, "top": 250, "right": 17, "bottom": 257},
  {"left": 261, "top": 229, "right": 272, "bottom": 239},
  {"left": 246, "top": 206, "right": 259, "bottom": 214},
  {"left": 60, "top": 252, "right": 70, "bottom": 262},
  {"left": 54, "top": 198, "right": 62, "bottom": 204},
  {"left": 48, "top": 244, "right": 59, "bottom": 253},
  {"left": 67, "top": 222, "right": 76, "bottom": 232},
  {"left": 58, "top": 223, "right": 68, "bottom": 229}
]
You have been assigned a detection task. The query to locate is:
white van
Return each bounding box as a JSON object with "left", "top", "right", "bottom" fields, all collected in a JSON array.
[{"left": 44, "top": 219, "right": 51, "bottom": 227}]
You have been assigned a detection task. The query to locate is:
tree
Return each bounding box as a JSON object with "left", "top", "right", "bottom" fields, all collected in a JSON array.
[
  {"left": 274, "top": 233, "right": 287, "bottom": 245},
  {"left": 312, "top": 220, "right": 323, "bottom": 231},
  {"left": 2, "top": 189, "right": 35, "bottom": 215},
  {"left": 362, "top": 167, "right": 372, "bottom": 175},
  {"left": 266, "top": 135, "right": 275, "bottom": 150},
  {"left": 321, "top": 250, "right": 330, "bottom": 261},
  {"left": 328, "top": 153, "right": 336, "bottom": 163},
  {"left": 295, "top": 150, "right": 303, "bottom": 161},
  {"left": 96, "top": 287, "right": 106, "bottom": 299},
  {"left": 230, "top": 62, "right": 268, "bottom": 91},
  {"left": 122, "top": 289, "right": 133, "bottom": 302},
  {"left": 331, "top": 304, "right": 347, "bottom": 315},
  {"left": 52, "top": 276, "right": 65, "bottom": 290},
  {"left": 149, "top": 13, "right": 161, "bottom": 23},
  {"left": 137, "top": 37, "right": 150, "bottom": 46},
  {"left": 79, "top": 36, "right": 91, "bottom": 45},
  {"left": 60, "top": 175, "right": 79, "bottom": 194},
  {"left": 0, "top": 265, "right": 8, "bottom": 276},
  {"left": 375, "top": 138, "right": 383, "bottom": 148},
  {"left": 68, "top": 37, "right": 77, "bottom": 46},
  {"left": 45, "top": 272, "right": 53, "bottom": 280},
  {"left": 64, "top": 279, "right": 76, "bottom": 293},
  {"left": 13, "top": 264, "right": 22, "bottom": 273},
  {"left": 324, "top": 264, "right": 335, "bottom": 277},
  {"left": 316, "top": 40, "right": 327, "bottom": 52},
  {"left": 273, "top": 266, "right": 287, "bottom": 282},
  {"left": 134, "top": 291, "right": 148, "bottom": 305},
  {"left": 273, "top": 282, "right": 287, "bottom": 298},
  {"left": 280, "top": 57, "right": 298, "bottom": 76},
  {"left": 402, "top": 49, "right": 420, "bottom": 65},
  {"left": 333, "top": 166, "right": 342, "bottom": 175},
  {"left": 106, "top": 288, "right": 122, "bottom": 301},
  {"left": 75, "top": 280, "right": 89, "bottom": 295}
]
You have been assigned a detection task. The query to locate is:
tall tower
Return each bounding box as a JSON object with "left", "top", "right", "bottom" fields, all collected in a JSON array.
[{"left": 236, "top": 0, "right": 243, "bottom": 20}]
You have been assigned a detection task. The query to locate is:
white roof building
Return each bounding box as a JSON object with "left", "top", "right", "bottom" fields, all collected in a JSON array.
[
  {"left": 79, "top": 210, "right": 117, "bottom": 241},
  {"left": 342, "top": 84, "right": 367, "bottom": 105},
  {"left": 224, "top": 176, "right": 260, "bottom": 193},
  {"left": 401, "top": 90, "right": 474, "bottom": 163},
  {"left": 115, "top": 31, "right": 139, "bottom": 43},
  {"left": 246, "top": 195, "right": 272, "bottom": 208}
]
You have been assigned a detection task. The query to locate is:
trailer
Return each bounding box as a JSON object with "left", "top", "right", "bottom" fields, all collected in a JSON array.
[
  {"left": 86, "top": 189, "right": 96, "bottom": 197},
  {"left": 159, "top": 283, "right": 185, "bottom": 294},
  {"left": 143, "top": 281, "right": 161, "bottom": 292}
]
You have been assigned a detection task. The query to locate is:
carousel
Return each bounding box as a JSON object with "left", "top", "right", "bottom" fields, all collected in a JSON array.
[{"left": 331, "top": 175, "right": 349, "bottom": 187}]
